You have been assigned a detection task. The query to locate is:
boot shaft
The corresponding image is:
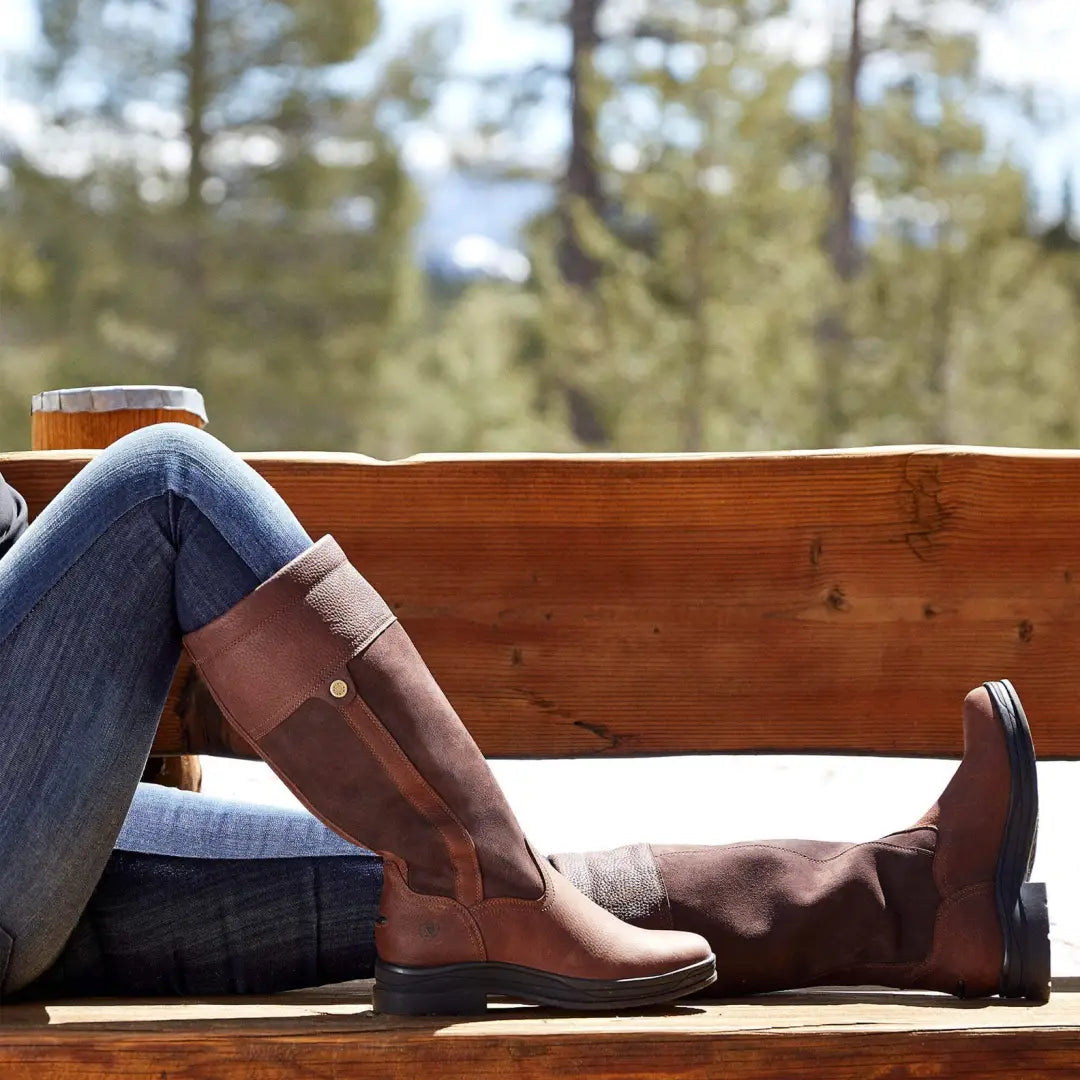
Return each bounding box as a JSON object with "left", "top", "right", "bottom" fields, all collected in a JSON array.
[
  {"left": 185, "top": 534, "right": 542, "bottom": 904},
  {"left": 553, "top": 834, "right": 940, "bottom": 996},
  {"left": 185, "top": 535, "right": 717, "bottom": 1006}
]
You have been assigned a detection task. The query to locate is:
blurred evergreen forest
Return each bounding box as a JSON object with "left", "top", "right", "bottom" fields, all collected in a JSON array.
[{"left": 1, "top": 0, "right": 1079, "bottom": 454}]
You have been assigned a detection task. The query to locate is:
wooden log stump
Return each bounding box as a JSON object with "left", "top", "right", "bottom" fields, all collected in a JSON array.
[{"left": 31, "top": 385, "right": 208, "bottom": 792}]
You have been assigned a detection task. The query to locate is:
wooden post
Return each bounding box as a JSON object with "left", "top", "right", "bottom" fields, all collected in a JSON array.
[{"left": 31, "top": 385, "right": 209, "bottom": 792}]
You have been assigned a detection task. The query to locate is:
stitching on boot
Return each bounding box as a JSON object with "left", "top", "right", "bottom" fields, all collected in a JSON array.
[
  {"left": 654, "top": 840, "right": 936, "bottom": 864},
  {"left": 380, "top": 860, "right": 487, "bottom": 960},
  {"left": 191, "top": 587, "right": 310, "bottom": 665},
  {"left": 202, "top": 611, "right": 399, "bottom": 742},
  {"left": 347, "top": 694, "right": 483, "bottom": 906}
]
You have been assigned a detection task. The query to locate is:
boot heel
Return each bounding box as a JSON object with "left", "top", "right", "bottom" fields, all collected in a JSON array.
[
  {"left": 1002, "top": 882, "right": 1051, "bottom": 1002},
  {"left": 373, "top": 960, "right": 488, "bottom": 1016}
]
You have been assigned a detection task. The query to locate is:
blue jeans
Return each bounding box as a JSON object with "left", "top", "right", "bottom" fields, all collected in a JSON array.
[{"left": 0, "top": 424, "right": 383, "bottom": 997}]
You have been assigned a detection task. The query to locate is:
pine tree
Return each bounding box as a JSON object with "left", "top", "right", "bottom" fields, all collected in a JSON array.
[
  {"left": 839, "top": 2, "right": 1080, "bottom": 446},
  {"left": 0, "top": 0, "right": 437, "bottom": 450},
  {"left": 508, "top": 0, "right": 832, "bottom": 450}
]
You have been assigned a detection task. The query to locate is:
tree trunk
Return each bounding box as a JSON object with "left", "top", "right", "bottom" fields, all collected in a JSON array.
[
  {"left": 682, "top": 179, "right": 709, "bottom": 452},
  {"left": 816, "top": 0, "right": 864, "bottom": 446},
  {"left": 926, "top": 256, "right": 954, "bottom": 443},
  {"left": 828, "top": 0, "right": 862, "bottom": 285},
  {"left": 559, "top": 0, "right": 604, "bottom": 290},
  {"left": 179, "top": 0, "right": 211, "bottom": 387},
  {"left": 557, "top": 0, "right": 608, "bottom": 447}
]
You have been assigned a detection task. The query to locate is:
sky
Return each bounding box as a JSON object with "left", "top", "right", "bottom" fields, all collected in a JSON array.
[{"left": 4, "top": 0, "right": 1080, "bottom": 100}]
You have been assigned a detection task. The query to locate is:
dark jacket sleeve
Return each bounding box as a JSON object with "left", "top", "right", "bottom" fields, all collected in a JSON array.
[{"left": 0, "top": 470, "right": 28, "bottom": 559}]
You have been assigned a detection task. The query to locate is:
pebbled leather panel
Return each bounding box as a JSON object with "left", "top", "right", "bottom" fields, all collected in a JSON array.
[
  {"left": 549, "top": 843, "right": 673, "bottom": 931},
  {"left": 184, "top": 534, "right": 396, "bottom": 742}
]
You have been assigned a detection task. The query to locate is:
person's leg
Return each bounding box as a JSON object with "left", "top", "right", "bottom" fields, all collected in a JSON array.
[
  {"left": 552, "top": 683, "right": 1051, "bottom": 1002},
  {"left": 8, "top": 686, "right": 1048, "bottom": 1004},
  {"left": 0, "top": 423, "right": 313, "bottom": 994},
  {"left": 4, "top": 421, "right": 713, "bottom": 1014},
  {"left": 182, "top": 534, "right": 714, "bottom": 1015},
  {"left": 8, "top": 785, "right": 383, "bottom": 999}
]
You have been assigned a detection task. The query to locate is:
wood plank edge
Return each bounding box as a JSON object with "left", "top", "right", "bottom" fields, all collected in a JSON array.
[{"left": 1, "top": 1025, "right": 1078, "bottom": 1080}]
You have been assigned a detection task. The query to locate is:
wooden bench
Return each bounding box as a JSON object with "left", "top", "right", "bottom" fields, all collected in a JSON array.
[{"left": 1, "top": 444, "right": 1079, "bottom": 1078}]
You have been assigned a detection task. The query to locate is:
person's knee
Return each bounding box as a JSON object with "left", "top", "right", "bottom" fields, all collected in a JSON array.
[
  {"left": 100, "top": 423, "right": 234, "bottom": 499},
  {"left": 108, "top": 421, "right": 221, "bottom": 458}
]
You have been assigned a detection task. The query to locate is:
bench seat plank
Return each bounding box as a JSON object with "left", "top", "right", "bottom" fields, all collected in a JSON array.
[
  {"left": 4, "top": 446, "right": 1080, "bottom": 758},
  {"left": 1, "top": 982, "right": 1077, "bottom": 1079}
]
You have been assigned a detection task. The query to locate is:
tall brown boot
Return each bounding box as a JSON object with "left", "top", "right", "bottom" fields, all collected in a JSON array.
[
  {"left": 551, "top": 682, "right": 1050, "bottom": 1002},
  {"left": 184, "top": 535, "right": 714, "bottom": 1014}
]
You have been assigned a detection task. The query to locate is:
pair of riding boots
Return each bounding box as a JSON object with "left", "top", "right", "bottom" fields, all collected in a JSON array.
[{"left": 184, "top": 535, "right": 1050, "bottom": 1014}]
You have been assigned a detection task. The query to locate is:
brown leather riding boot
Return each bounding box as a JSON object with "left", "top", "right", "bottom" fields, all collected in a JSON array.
[
  {"left": 184, "top": 535, "right": 714, "bottom": 1014},
  {"left": 551, "top": 682, "right": 1050, "bottom": 1002}
]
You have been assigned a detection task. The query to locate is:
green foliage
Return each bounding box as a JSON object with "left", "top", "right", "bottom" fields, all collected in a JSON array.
[
  {"left": 365, "top": 285, "right": 576, "bottom": 456},
  {"left": 2, "top": 0, "right": 1079, "bottom": 455},
  {"left": 499, "top": 0, "right": 1080, "bottom": 451},
  {"left": 2, "top": 0, "right": 423, "bottom": 450}
]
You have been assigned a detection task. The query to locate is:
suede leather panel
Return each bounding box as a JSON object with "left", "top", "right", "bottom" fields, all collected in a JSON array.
[
  {"left": 322, "top": 660, "right": 482, "bottom": 905},
  {"left": 259, "top": 698, "right": 457, "bottom": 897},
  {"left": 567, "top": 832, "right": 940, "bottom": 997},
  {"left": 349, "top": 623, "right": 543, "bottom": 901},
  {"left": 918, "top": 688, "right": 1011, "bottom": 897}
]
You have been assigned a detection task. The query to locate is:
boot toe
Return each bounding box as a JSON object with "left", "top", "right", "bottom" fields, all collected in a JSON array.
[
  {"left": 963, "top": 685, "right": 993, "bottom": 722},
  {"left": 660, "top": 929, "right": 713, "bottom": 970},
  {"left": 622, "top": 926, "right": 714, "bottom": 979}
]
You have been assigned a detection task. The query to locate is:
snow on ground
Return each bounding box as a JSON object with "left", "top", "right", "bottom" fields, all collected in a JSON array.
[{"left": 201, "top": 754, "right": 1080, "bottom": 976}]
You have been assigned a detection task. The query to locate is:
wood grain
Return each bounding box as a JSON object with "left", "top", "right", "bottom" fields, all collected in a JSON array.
[
  {"left": 0, "top": 981, "right": 1076, "bottom": 1080},
  {"left": 30, "top": 408, "right": 204, "bottom": 450},
  {"left": 4, "top": 446, "right": 1080, "bottom": 759}
]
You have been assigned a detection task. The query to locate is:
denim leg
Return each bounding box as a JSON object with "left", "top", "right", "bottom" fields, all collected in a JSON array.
[
  {"left": 0, "top": 424, "right": 315, "bottom": 993},
  {"left": 8, "top": 786, "right": 383, "bottom": 999},
  {"left": 115, "top": 783, "right": 365, "bottom": 859}
]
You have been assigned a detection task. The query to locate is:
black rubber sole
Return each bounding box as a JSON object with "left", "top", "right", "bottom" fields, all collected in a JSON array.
[
  {"left": 983, "top": 679, "right": 1051, "bottom": 1002},
  {"left": 372, "top": 955, "right": 717, "bottom": 1016}
]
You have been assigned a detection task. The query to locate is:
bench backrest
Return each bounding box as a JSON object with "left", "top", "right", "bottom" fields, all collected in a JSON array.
[{"left": 3, "top": 446, "right": 1078, "bottom": 759}]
